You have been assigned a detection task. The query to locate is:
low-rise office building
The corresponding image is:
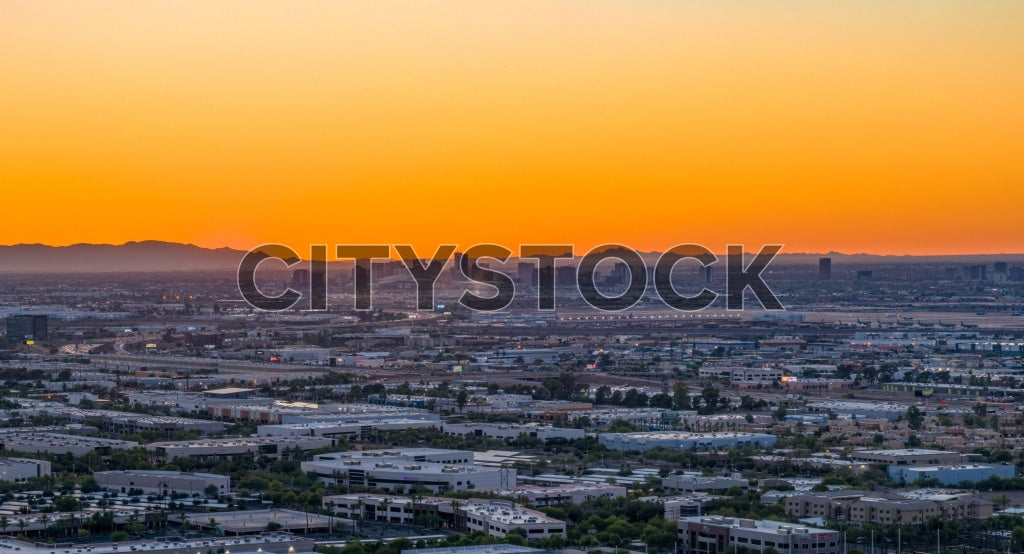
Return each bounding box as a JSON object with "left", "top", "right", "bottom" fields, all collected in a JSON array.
[
  {"left": 848, "top": 449, "right": 962, "bottom": 466},
  {"left": 679, "top": 516, "right": 840, "bottom": 554},
  {"left": 147, "top": 436, "right": 333, "bottom": 459},
  {"left": 785, "top": 490, "right": 993, "bottom": 525},
  {"left": 94, "top": 470, "right": 230, "bottom": 496},
  {"left": 442, "top": 423, "right": 584, "bottom": 443},
  {"left": 303, "top": 457, "right": 512, "bottom": 493},
  {"left": 599, "top": 432, "right": 776, "bottom": 452},
  {"left": 461, "top": 500, "right": 565, "bottom": 539},
  {"left": 321, "top": 495, "right": 564, "bottom": 539},
  {"left": 663, "top": 473, "right": 749, "bottom": 494},
  {"left": 257, "top": 418, "right": 436, "bottom": 439},
  {"left": 888, "top": 463, "right": 1014, "bottom": 485},
  {"left": 490, "top": 483, "right": 626, "bottom": 506}
]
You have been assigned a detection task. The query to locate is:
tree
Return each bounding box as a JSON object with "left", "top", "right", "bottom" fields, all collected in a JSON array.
[
  {"left": 907, "top": 406, "right": 923, "bottom": 430},
  {"left": 205, "top": 484, "right": 220, "bottom": 499},
  {"left": 456, "top": 390, "right": 469, "bottom": 413},
  {"left": 265, "top": 521, "right": 282, "bottom": 532},
  {"left": 673, "top": 382, "right": 691, "bottom": 411}
]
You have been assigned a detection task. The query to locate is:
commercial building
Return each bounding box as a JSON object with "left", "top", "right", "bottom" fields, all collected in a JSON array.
[
  {"left": 257, "top": 418, "right": 436, "bottom": 439},
  {"left": 441, "top": 423, "right": 584, "bottom": 443},
  {"left": 848, "top": 449, "right": 962, "bottom": 466},
  {"left": 599, "top": 432, "right": 776, "bottom": 452},
  {"left": 314, "top": 448, "right": 476, "bottom": 465},
  {"left": 0, "top": 457, "right": 51, "bottom": 482},
  {"left": 784, "top": 490, "right": 993, "bottom": 525},
  {"left": 678, "top": 516, "right": 840, "bottom": 554},
  {"left": 321, "top": 495, "right": 564, "bottom": 539},
  {"left": 147, "top": 436, "right": 333, "bottom": 459},
  {"left": 0, "top": 430, "right": 138, "bottom": 456},
  {"left": 94, "top": 470, "right": 230, "bottom": 496},
  {"left": 461, "top": 500, "right": 565, "bottom": 539},
  {"left": 302, "top": 457, "right": 512, "bottom": 494},
  {"left": 662, "top": 473, "right": 749, "bottom": 494},
  {"left": 175, "top": 509, "right": 335, "bottom": 535},
  {"left": 489, "top": 483, "right": 626, "bottom": 506},
  {"left": 41, "top": 407, "right": 225, "bottom": 434},
  {"left": 888, "top": 463, "right": 1014, "bottom": 485},
  {"left": 0, "top": 534, "right": 313, "bottom": 554}
]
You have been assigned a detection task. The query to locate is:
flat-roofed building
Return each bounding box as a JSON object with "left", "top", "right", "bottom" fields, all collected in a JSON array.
[
  {"left": 599, "top": 431, "right": 776, "bottom": 452},
  {"left": 0, "top": 457, "right": 51, "bottom": 482},
  {"left": 302, "top": 457, "right": 511, "bottom": 494},
  {"left": 461, "top": 500, "right": 565, "bottom": 539},
  {"left": 490, "top": 483, "right": 626, "bottom": 506},
  {"left": 679, "top": 516, "right": 840, "bottom": 554},
  {"left": 663, "top": 473, "right": 749, "bottom": 494},
  {"left": 94, "top": 470, "right": 229, "bottom": 496},
  {"left": 0, "top": 430, "right": 138, "bottom": 456},
  {"left": 442, "top": 423, "right": 584, "bottom": 443},
  {"left": 257, "top": 418, "right": 436, "bottom": 439},
  {"left": 0, "top": 534, "right": 313, "bottom": 554},
  {"left": 147, "top": 436, "right": 333, "bottom": 459},
  {"left": 784, "top": 490, "right": 993, "bottom": 525},
  {"left": 888, "top": 463, "right": 1014, "bottom": 485},
  {"left": 849, "top": 449, "right": 962, "bottom": 466}
]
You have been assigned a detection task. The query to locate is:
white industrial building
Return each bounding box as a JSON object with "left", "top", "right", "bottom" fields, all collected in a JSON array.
[{"left": 94, "top": 470, "right": 230, "bottom": 496}]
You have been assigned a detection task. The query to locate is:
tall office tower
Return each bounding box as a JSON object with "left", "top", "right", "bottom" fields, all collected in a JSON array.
[{"left": 818, "top": 257, "right": 832, "bottom": 280}]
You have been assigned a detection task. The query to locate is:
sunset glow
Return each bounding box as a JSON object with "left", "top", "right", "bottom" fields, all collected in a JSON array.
[{"left": 2, "top": 2, "right": 1022, "bottom": 255}]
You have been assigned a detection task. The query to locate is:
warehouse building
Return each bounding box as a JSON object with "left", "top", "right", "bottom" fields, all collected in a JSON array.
[
  {"left": 0, "top": 430, "right": 138, "bottom": 456},
  {"left": 94, "top": 470, "right": 230, "bottom": 496},
  {"left": 0, "top": 458, "right": 51, "bottom": 482}
]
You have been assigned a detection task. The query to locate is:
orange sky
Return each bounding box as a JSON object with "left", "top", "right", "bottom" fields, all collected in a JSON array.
[{"left": 1, "top": 2, "right": 1022, "bottom": 256}]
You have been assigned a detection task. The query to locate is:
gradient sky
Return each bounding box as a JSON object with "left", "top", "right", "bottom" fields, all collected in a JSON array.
[{"left": 2, "top": 1, "right": 1022, "bottom": 255}]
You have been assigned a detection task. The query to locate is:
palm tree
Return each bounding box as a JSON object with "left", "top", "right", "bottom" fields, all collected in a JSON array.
[
  {"left": 40, "top": 514, "right": 50, "bottom": 539},
  {"left": 379, "top": 497, "right": 390, "bottom": 536},
  {"left": 0, "top": 515, "right": 8, "bottom": 535},
  {"left": 16, "top": 518, "right": 26, "bottom": 536}
]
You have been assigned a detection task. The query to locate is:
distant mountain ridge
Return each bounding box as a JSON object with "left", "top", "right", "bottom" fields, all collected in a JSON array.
[
  {"left": 0, "top": 241, "right": 1022, "bottom": 273},
  {"left": 0, "top": 241, "right": 246, "bottom": 273}
]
